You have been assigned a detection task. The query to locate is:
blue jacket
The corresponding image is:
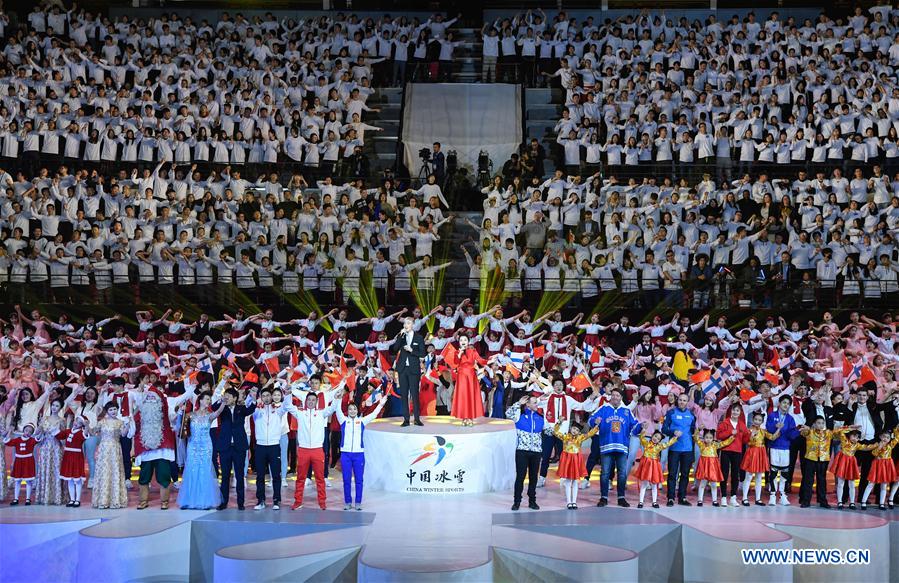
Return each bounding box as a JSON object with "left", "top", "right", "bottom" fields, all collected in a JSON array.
[
  {"left": 588, "top": 404, "right": 640, "bottom": 454},
  {"left": 765, "top": 410, "right": 800, "bottom": 450},
  {"left": 514, "top": 408, "right": 544, "bottom": 433},
  {"left": 662, "top": 407, "right": 696, "bottom": 452}
]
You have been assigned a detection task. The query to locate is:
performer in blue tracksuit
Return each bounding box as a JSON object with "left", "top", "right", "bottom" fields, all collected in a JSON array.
[
  {"left": 334, "top": 394, "right": 388, "bottom": 511},
  {"left": 765, "top": 394, "right": 801, "bottom": 506},
  {"left": 588, "top": 388, "right": 641, "bottom": 506},
  {"left": 662, "top": 392, "right": 697, "bottom": 506}
]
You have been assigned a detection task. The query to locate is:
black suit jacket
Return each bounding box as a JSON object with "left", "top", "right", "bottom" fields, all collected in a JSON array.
[
  {"left": 213, "top": 401, "right": 256, "bottom": 451},
  {"left": 772, "top": 261, "right": 797, "bottom": 287},
  {"left": 847, "top": 401, "right": 884, "bottom": 442},
  {"left": 801, "top": 400, "right": 834, "bottom": 429},
  {"left": 391, "top": 332, "right": 426, "bottom": 374},
  {"left": 878, "top": 399, "right": 899, "bottom": 432},
  {"left": 576, "top": 219, "right": 600, "bottom": 239}
]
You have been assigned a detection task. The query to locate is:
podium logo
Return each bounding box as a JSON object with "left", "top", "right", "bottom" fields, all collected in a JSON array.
[{"left": 411, "top": 436, "right": 455, "bottom": 466}]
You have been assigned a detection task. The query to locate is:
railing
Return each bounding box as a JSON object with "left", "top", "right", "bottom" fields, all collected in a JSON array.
[
  {"left": 1, "top": 276, "right": 887, "bottom": 311},
  {"left": 11, "top": 155, "right": 391, "bottom": 187},
  {"left": 536, "top": 149, "right": 891, "bottom": 183},
  {"left": 404, "top": 61, "right": 536, "bottom": 86}
]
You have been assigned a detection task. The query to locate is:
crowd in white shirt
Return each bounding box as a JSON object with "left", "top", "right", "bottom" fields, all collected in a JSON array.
[
  {"left": 469, "top": 160, "right": 899, "bottom": 311},
  {"left": 0, "top": 8, "right": 466, "bottom": 174},
  {"left": 487, "top": 7, "right": 899, "bottom": 184},
  {"left": 5, "top": 5, "right": 899, "bottom": 311},
  {"left": 0, "top": 158, "right": 454, "bottom": 305}
]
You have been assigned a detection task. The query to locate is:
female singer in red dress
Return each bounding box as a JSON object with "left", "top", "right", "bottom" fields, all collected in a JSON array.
[{"left": 451, "top": 335, "right": 487, "bottom": 426}]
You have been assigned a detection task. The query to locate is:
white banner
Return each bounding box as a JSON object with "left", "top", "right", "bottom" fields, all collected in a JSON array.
[
  {"left": 402, "top": 83, "right": 523, "bottom": 176},
  {"left": 364, "top": 422, "right": 518, "bottom": 494}
]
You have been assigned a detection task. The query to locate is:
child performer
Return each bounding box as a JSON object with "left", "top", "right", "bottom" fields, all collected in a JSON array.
[
  {"left": 58, "top": 418, "right": 89, "bottom": 507},
  {"left": 334, "top": 393, "right": 388, "bottom": 511},
  {"left": 741, "top": 412, "right": 782, "bottom": 506},
  {"left": 635, "top": 429, "right": 678, "bottom": 509},
  {"left": 829, "top": 427, "right": 875, "bottom": 509},
  {"left": 553, "top": 421, "right": 598, "bottom": 509},
  {"left": 798, "top": 418, "right": 857, "bottom": 508},
  {"left": 5, "top": 423, "right": 38, "bottom": 505},
  {"left": 860, "top": 428, "right": 899, "bottom": 510},
  {"left": 694, "top": 429, "right": 734, "bottom": 507}
]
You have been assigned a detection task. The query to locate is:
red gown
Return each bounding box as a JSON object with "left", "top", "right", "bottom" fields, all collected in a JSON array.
[{"left": 451, "top": 348, "right": 486, "bottom": 420}]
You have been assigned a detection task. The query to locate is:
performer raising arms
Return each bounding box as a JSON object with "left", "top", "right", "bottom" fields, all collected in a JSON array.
[
  {"left": 178, "top": 390, "right": 226, "bottom": 510},
  {"left": 131, "top": 377, "right": 198, "bottom": 510},
  {"left": 5, "top": 423, "right": 38, "bottom": 505},
  {"left": 741, "top": 412, "right": 782, "bottom": 507},
  {"left": 290, "top": 381, "right": 343, "bottom": 510},
  {"left": 860, "top": 428, "right": 899, "bottom": 510},
  {"left": 830, "top": 428, "right": 876, "bottom": 509},
  {"left": 693, "top": 429, "right": 734, "bottom": 507},
  {"left": 553, "top": 421, "right": 598, "bottom": 509},
  {"left": 335, "top": 393, "right": 389, "bottom": 510},
  {"left": 506, "top": 395, "right": 545, "bottom": 511},
  {"left": 635, "top": 429, "right": 677, "bottom": 509},
  {"left": 34, "top": 398, "right": 67, "bottom": 505},
  {"left": 91, "top": 402, "right": 130, "bottom": 510}
]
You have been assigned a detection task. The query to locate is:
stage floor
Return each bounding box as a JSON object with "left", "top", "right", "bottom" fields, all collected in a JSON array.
[{"left": 1, "top": 475, "right": 897, "bottom": 583}]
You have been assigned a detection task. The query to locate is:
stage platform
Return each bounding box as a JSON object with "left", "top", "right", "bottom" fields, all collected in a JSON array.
[
  {"left": 1, "top": 480, "right": 896, "bottom": 583},
  {"left": 364, "top": 416, "right": 517, "bottom": 494}
]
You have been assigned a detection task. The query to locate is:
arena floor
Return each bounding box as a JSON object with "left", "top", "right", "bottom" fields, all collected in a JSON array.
[{"left": 2, "top": 470, "right": 897, "bottom": 583}]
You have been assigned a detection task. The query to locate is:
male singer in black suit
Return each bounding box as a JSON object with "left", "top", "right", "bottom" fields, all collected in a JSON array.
[
  {"left": 848, "top": 389, "right": 883, "bottom": 504},
  {"left": 213, "top": 387, "right": 256, "bottom": 510},
  {"left": 392, "top": 317, "right": 426, "bottom": 426}
]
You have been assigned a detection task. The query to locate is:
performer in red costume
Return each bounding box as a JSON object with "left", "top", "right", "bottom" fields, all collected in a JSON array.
[
  {"left": 58, "top": 417, "right": 89, "bottom": 507},
  {"left": 450, "top": 334, "right": 487, "bottom": 426},
  {"left": 5, "top": 423, "right": 38, "bottom": 505}
]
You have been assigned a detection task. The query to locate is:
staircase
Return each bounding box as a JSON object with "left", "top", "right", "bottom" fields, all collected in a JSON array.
[
  {"left": 442, "top": 214, "right": 480, "bottom": 304},
  {"left": 524, "top": 87, "right": 563, "bottom": 178},
  {"left": 366, "top": 87, "right": 403, "bottom": 174},
  {"left": 451, "top": 27, "right": 483, "bottom": 83}
]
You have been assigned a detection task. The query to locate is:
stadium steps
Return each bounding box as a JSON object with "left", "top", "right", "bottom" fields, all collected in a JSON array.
[
  {"left": 367, "top": 88, "right": 403, "bottom": 173},
  {"left": 371, "top": 88, "right": 404, "bottom": 104},
  {"left": 441, "top": 214, "right": 481, "bottom": 304},
  {"left": 371, "top": 137, "right": 399, "bottom": 155},
  {"left": 526, "top": 88, "right": 553, "bottom": 105},
  {"left": 525, "top": 87, "right": 565, "bottom": 173},
  {"left": 366, "top": 103, "right": 401, "bottom": 122},
  {"left": 452, "top": 28, "right": 483, "bottom": 83},
  {"left": 524, "top": 89, "right": 562, "bottom": 141}
]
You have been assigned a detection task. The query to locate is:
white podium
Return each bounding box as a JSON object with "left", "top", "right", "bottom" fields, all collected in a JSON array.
[{"left": 364, "top": 417, "right": 517, "bottom": 494}]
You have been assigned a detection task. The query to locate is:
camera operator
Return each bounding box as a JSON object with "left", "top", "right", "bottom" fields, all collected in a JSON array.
[
  {"left": 431, "top": 142, "right": 445, "bottom": 184},
  {"left": 502, "top": 153, "right": 522, "bottom": 181}
]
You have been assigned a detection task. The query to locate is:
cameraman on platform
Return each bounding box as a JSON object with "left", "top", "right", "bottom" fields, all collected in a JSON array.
[{"left": 431, "top": 142, "right": 445, "bottom": 184}]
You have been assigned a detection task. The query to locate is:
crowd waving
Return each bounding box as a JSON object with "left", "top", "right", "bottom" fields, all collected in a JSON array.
[
  {"left": 0, "top": 305, "right": 898, "bottom": 511},
  {"left": 2, "top": 4, "right": 470, "bottom": 174},
  {"left": 493, "top": 6, "right": 899, "bottom": 180},
  {"left": 1, "top": 3, "right": 899, "bottom": 514}
]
